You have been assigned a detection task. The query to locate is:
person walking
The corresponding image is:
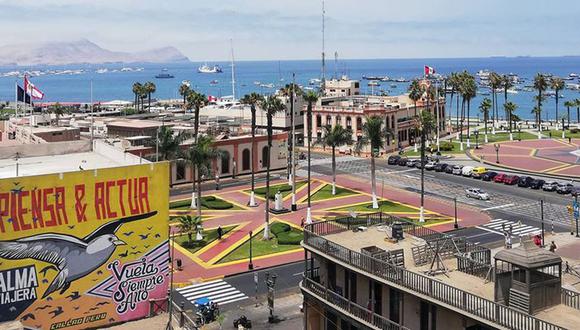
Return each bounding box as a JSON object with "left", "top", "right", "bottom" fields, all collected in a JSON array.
[
  {"left": 215, "top": 174, "right": 220, "bottom": 190},
  {"left": 549, "top": 241, "right": 557, "bottom": 252},
  {"left": 300, "top": 216, "right": 305, "bottom": 228},
  {"left": 217, "top": 226, "right": 223, "bottom": 240}
]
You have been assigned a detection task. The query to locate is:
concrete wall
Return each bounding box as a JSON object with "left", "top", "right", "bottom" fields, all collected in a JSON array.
[{"left": 0, "top": 140, "right": 91, "bottom": 159}]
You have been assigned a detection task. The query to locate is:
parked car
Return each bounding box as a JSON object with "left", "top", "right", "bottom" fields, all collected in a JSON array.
[
  {"left": 529, "top": 179, "right": 545, "bottom": 190},
  {"left": 542, "top": 181, "right": 558, "bottom": 192},
  {"left": 571, "top": 186, "right": 580, "bottom": 197},
  {"left": 503, "top": 175, "right": 520, "bottom": 185},
  {"left": 494, "top": 173, "right": 508, "bottom": 183},
  {"left": 388, "top": 155, "right": 401, "bottom": 165},
  {"left": 452, "top": 165, "right": 464, "bottom": 175},
  {"left": 462, "top": 166, "right": 474, "bottom": 177},
  {"left": 434, "top": 163, "right": 449, "bottom": 172},
  {"left": 425, "top": 161, "right": 437, "bottom": 170},
  {"left": 465, "top": 188, "right": 490, "bottom": 200},
  {"left": 407, "top": 159, "right": 420, "bottom": 167},
  {"left": 415, "top": 160, "right": 428, "bottom": 169},
  {"left": 481, "top": 171, "right": 498, "bottom": 181},
  {"left": 398, "top": 157, "right": 409, "bottom": 166},
  {"left": 517, "top": 176, "right": 534, "bottom": 188},
  {"left": 444, "top": 165, "right": 455, "bottom": 174},
  {"left": 471, "top": 167, "right": 488, "bottom": 179},
  {"left": 556, "top": 183, "right": 573, "bottom": 194}
]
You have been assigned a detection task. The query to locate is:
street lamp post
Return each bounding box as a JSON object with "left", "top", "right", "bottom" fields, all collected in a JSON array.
[
  {"left": 248, "top": 231, "right": 254, "bottom": 270},
  {"left": 518, "top": 126, "right": 522, "bottom": 141},
  {"left": 474, "top": 130, "right": 479, "bottom": 149},
  {"left": 454, "top": 197, "right": 458, "bottom": 229},
  {"left": 494, "top": 143, "right": 500, "bottom": 163},
  {"left": 540, "top": 200, "right": 545, "bottom": 246}
]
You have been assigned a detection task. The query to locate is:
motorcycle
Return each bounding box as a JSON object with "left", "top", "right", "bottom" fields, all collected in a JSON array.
[{"left": 233, "top": 315, "right": 252, "bottom": 329}]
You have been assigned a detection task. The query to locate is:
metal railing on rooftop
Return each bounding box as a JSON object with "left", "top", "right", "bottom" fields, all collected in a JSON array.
[{"left": 303, "top": 214, "right": 566, "bottom": 330}]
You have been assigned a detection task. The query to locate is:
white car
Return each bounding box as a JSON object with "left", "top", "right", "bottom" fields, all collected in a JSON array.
[
  {"left": 465, "top": 188, "right": 490, "bottom": 200},
  {"left": 424, "top": 161, "right": 437, "bottom": 170},
  {"left": 462, "top": 166, "right": 474, "bottom": 177},
  {"left": 452, "top": 165, "right": 463, "bottom": 175}
]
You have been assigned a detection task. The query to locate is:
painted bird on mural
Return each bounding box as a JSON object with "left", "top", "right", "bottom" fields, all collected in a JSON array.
[{"left": 0, "top": 211, "right": 157, "bottom": 298}]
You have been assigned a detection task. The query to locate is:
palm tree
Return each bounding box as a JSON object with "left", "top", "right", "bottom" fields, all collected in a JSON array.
[
  {"left": 504, "top": 101, "right": 518, "bottom": 132},
  {"left": 157, "top": 126, "right": 187, "bottom": 161},
  {"left": 184, "top": 135, "right": 222, "bottom": 217},
  {"left": 178, "top": 215, "right": 203, "bottom": 246},
  {"left": 143, "top": 82, "right": 156, "bottom": 112},
  {"left": 576, "top": 99, "right": 580, "bottom": 124},
  {"left": 187, "top": 91, "right": 207, "bottom": 141},
  {"left": 260, "top": 95, "right": 286, "bottom": 239},
  {"left": 356, "top": 116, "right": 391, "bottom": 209},
  {"left": 479, "top": 97, "right": 492, "bottom": 137},
  {"left": 533, "top": 73, "right": 548, "bottom": 131},
  {"left": 240, "top": 92, "right": 264, "bottom": 206},
  {"left": 501, "top": 75, "right": 514, "bottom": 118},
  {"left": 564, "top": 100, "right": 574, "bottom": 128},
  {"left": 50, "top": 102, "right": 65, "bottom": 126},
  {"left": 489, "top": 72, "right": 502, "bottom": 130},
  {"left": 304, "top": 91, "right": 319, "bottom": 222},
  {"left": 551, "top": 77, "right": 564, "bottom": 127},
  {"left": 408, "top": 80, "right": 422, "bottom": 117},
  {"left": 320, "top": 125, "right": 353, "bottom": 195},
  {"left": 138, "top": 84, "right": 147, "bottom": 112},
  {"left": 132, "top": 82, "right": 142, "bottom": 111},
  {"left": 458, "top": 72, "right": 477, "bottom": 143},
  {"left": 416, "top": 110, "right": 435, "bottom": 222},
  {"left": 179, "top": 84, "right": 191, "bottom": 108},
  {"left": 448, "top": 73, "right": 462, "bottom": 132}
]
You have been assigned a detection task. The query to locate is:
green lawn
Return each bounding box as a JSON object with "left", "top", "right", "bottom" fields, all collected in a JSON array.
[
  {"left": 545, "top": 129, "right": 580, "bottom": 139},
  {"left": 218, "top": 225, "right": 303, "bottom": 263},
  {"left": 173, "top": 225, "right": 236, "bottom": 253},
  {"left": 331, "top": 200, "right": 418, "bottom": 213},
  {"left": 250, "top": 181, "right": 307, "bottom": 200},
  {"left": 330, "top": 215, "right": 449, "bottom": 227},
  {"left": 310, "top": 184, "right": 359, "bottom": 202},
  {"left": 402, "top": 141, "right": 466, "bottom": 157},
  {"left": 169, "top": 195, "right": 242, "bottom": 210}
]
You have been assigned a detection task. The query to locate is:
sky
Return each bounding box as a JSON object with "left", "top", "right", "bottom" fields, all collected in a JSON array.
[{"left": 1, "top": 0, "right": 580, "bottom": 61}]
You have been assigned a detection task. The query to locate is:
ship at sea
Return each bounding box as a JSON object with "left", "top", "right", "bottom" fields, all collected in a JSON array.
[
  {"left": 198, "top": 63, "right": 223, "bottom": 74},
  {"left": 155, "top": 69, "right": 174, "bottom": 79}
]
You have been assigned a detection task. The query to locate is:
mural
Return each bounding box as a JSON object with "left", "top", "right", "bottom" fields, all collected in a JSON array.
[{"left": 0, "top": 163, "right": 169, "bottom": 329}]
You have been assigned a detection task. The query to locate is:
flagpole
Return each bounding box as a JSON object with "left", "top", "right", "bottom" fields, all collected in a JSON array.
[{"left": 14, "top": 81, "right": 18, "bottom": 118}]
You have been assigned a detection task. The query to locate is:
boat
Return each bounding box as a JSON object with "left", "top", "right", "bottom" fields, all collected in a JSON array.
[
  {"left": 96, "top": 68, "right": 108, "bottom": 74},
  {"left": 569, "top": 73, "right": 578, "bottom": 78},
  {"left": 182, "top": 80, "right": 191, "bottom": 87},
  {"left": 260, "top": 83, "right": 275, "bottom": 88},
  {"left": 309, "top": 78, "right": 321, "bottom": 85},
  {"left": 155, "top": 69, "right": 174, "bottom": 79},
  {"left": 395, "top": 78, "right": 407, "bottom": 83},
  {"left": 368, "top": 81, "right": 380, "bottom": 87},
  {"left": 253, "top": 81, "right": 262, "bottom": 86},
  {"left": 198, "top": 63, "right": 223, "bottom": 74},
  {"left": 210, "top": 80, "right": 219, "bottom": 85}
]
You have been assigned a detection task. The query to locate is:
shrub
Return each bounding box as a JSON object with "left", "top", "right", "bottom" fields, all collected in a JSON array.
[
  {"left": 571, "top": 128, "right": 579, "bottom": 134},
  {"left": 202, "top": 200, "right": 233, "bottom": 210},
  {"left": 270, "top": 222, "right": 291, "bottom": 235},
  {"left": 437, "top": 141, "right": 454, "bottom": 151},
  {"left": 276, "top": 230, "right": 303, "bottom": 245},
  {"left": 255, "top": 184, "right": 293, "bottom": 195},
  {"left": 170, "top": 199, "right": 191, "bottom": 209}
]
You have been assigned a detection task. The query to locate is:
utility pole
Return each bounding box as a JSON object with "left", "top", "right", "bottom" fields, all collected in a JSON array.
[
  {"left": 320, "top": 0, "right": 326, "bottom": 95},
  {"left": 541, "top": 200, "right": 545, "bottom": 246},
  {"left": 291, "top": 73, "right": 298, "bottom": 211}
]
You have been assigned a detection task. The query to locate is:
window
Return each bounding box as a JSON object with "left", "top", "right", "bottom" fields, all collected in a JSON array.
[
  {"left": 356, "top": 117, "right": 362, "bottom": 130},
  {"left": 336, "top": 116, "right": 342, "bottom": 126},
  {"left": 316, "top": 115, "right": 322, "bottom": 128},
  {"left": 176, "top": 162, "right": 186, "bottom": 180},
  {"left": 389, "top": 288, "right": 401, "bottom": 323},
  {"left": 346, "top": 117, "right": 352, "bottom": 129},
  {"left": 242, "top": 149, "right": 251, "bottom": 171},
  {"left": 221, "top": 151, "right": 230, "bottom": 174},
  {"left": 326, "top": 115, "right": 332, "bottom": 126},
  {"left": 261, "top": 146, "right": 269, "bottom": 168}
]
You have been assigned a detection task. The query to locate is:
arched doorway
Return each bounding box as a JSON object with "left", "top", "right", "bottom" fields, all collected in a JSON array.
[
  {"left": 221, "top": 151, "right": 230, "bottom": 174},
  {"left": 242, "top": 148, "right": 251, "bottom": 171},
  {"left": 262, "top": 146, "right": 269, "bottom": 168}
]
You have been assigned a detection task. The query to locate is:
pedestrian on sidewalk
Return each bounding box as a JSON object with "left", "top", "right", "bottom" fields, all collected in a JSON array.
[
  {"left": 533, "top": 234, "right": 542, "bottom": 247},
  {"left": 217, "top": 226, "right": 223, "bottom": 240},
  {"left": 300, "top": 216, "right": 305, "bottom": 228},
  {"left": 215, "top": 174, "right": 220, "bottom": 190},
  {"left": 549, "top": 241, "right": 558, "bottom": 252}
]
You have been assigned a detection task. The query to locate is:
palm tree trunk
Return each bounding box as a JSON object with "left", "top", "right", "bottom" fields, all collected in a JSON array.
[
  {"left": 567, "top": 106, "right": 571, "bottom": 128},
  {"left": 370, "top": 153, "right": 378, "bottom": 208},
  {"left": 467, "top": 100, "right": 471, "bottom": 140},
  {"left": 459, "top": 99, "right": 465, "bottom": 141},
  {"left": 455, "top": 96, "right": 460, "bottom": 132},
  {"left": 307, "top": 104, "right": 312, "bottom": 209},
  {"left": 491, "top": 91, "right": 495, "bottom": 127},
  {"left": 194, "top": 106, "right": 200, "bottom": 142},
  {"left": 264, "top": 113, "right": 273, "bottom": 240},
  {"left": 331, "top": 146, "right": 336, "bottom": 195},
  {"left": 196, "top": 168, "right": 202, "bottom": 217},
  {"left": 555, "top": 90, "right": 559, "bottom": 126},
  {"left": 250, "top": 106, "right": 256, "bottom": 193},
  {"left": 504, "top": 89, "right": 508, "bottom": 119},
  {"left": 420, "top": 126, "right": 425, "bottom": 222},
  {"left": 484, "top": 113, "right": 488, "bottom": 135},
  {"left": 148, "top": 93, "right": 152, "bottom": 112},
  {"left": 577, "top": 106, "right": 579, "bottom": 124}
]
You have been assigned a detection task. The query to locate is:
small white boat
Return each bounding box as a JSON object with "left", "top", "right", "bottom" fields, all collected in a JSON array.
[{"left": 198, "top": 63, "right": 222, "bottom": 74}]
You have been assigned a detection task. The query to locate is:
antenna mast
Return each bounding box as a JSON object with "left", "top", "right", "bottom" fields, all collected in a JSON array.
[
  {"left": 321, "top": 0, "right": 326, "bottom": 96},
  {"left": 334, "top": 51, "right": 338, "bottom": 79}
]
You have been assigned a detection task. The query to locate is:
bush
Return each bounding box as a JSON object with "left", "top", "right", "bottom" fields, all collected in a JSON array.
[
  {"left": 571, "top": 128, "right": 579, "bottom": 134},
  {"left": 170, "top": 199, "right": 191, "bottom": 209},
  {"left": 270, "top": 222, "right": 291, "bottom": 235},
  {"left": 437, "top": 141, "right": 454, "bottom": 151},
  {"left": 202, "top": 200, "right": 233, "bottom": 210},
  {"left": 276, "top": 230, "right": 303, "bottom": 245},
  {"left": 255, "top": 184, "right": 293, "bottom": 195}
]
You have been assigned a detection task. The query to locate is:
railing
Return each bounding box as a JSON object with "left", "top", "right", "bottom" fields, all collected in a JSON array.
[
  {"left": 304, "top": 216, "right": 567, "bottom": 330},
  {"left": 170, "top": 300, "right": 200, "bottom": 330},
  {"left": 561, "top": 287, "right": 580, "bottom": 310},
  {"left": 302, "top": 278, "right": 409, "bottom": 330}
]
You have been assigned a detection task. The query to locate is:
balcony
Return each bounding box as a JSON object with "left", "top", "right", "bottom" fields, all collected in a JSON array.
[
  {"left": 302, "top": 213, "right": 567, "bottom": 330},
  {"left": 301, "top": 277, "right": 408, "bottom": 330}
]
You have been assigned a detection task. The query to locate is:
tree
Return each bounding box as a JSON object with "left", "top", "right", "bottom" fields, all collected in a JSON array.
[
  {"left": 50, "top": 102, "right": 66, "bottom": 126},
  {"left": 304, "top": 91, "right": 319, "bottom": 222},
  {"left": 458, "top": 71, "right": 477, "bottom": 142},
  {"left": 132, "top": 82, "right": 142, "bottom": 111},
  {"left": 551, "top": 77, "right": 564, "bottom": 126},
  {"left": 186, "top": 91, "right": 207, "bottom": 141},
  {"left": 489, "top": 72, "right": 502, "bottom": 129},
  {"left": 479, "top": 98, "right": 492, "bottom": 136},
  {"left": 179, "top": 84, "right": 191, "bottom": 108},
  {"left": 240, "top": 92, "right": 264, "bottom": 206},
  {"left": 157, "top": 126, "right": 187, "bottom": 161},
  {"left": 408, "top": 79, "right": 422, "bottom": 117},
  {"left": 416, "top": 110, "right": 435, "bottom": 222},
  {"left": 533, "top": 73, "right": 548, "bottom": 130},
  {"left": 260, "top": 95, "right": 285, "bottom": 239},
  {"left": 564, "top": 100, "right": 574, "bottom": 128},
  {"left": 576, "top": 99, "right": 580, "bottom": 124},
  {"left": 448, "top": 72, "right": 462, "bottom": 131},
  {"left": 501, "top": 75, "right": 514, "bottom": 118},
  {"left": 143, "top": 82, "right": 156, "bottom": 112},
  {"left": 178, "top": 215, "right": 202, "bottom": 246},
  {"left": 319, "top": 125, "right": 353, "bottom": 195},
  {"left": 183, "top": 135, "right": 222, "bottom": 217},
  {"left": 504, "top": 101, "right": 518, "bottom": 132},
  {"left": 356, "top": 116, "right": 391, "bottom": 209}
]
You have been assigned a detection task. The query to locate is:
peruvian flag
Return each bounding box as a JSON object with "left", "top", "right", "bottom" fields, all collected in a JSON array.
[
  {"left": 424, "top": 65, "right": 435, "bottom": 76},
  {"left": 207, "top": 95, "right": 218, "bottom": 102},
  {"left": 24, "top": 75, "right": 45, "bottom": 99}
]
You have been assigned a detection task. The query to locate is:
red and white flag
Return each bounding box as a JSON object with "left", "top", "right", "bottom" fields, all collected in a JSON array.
[
  {"left": 424, "top": 65, "right": 436, "bottom": 76},
  {"left": 207, "top": 95, "right": 218, "bottom": 102},
  {"left": 24, "top": 75, "right": 45, "bottom": 100}
]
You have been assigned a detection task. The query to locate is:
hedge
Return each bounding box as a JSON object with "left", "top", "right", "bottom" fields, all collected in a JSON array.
[
  {"left": 255, "top": 184, "right": 293, "bottom": 195},
  {"left": 270, "top": 222, "right": 291, "bottom": 235},
  {"left": 276, "top": 230, "right": 303, "bottom": 245},
  {"left": 169, "top": 199, "right": 191, "bottom": 209},
  {"left": 169, "top": 196, "right": 233, "bottom": 210}
]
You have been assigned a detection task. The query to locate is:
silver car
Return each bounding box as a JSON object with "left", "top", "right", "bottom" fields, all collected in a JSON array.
[
  {"left": 452, "top": 165, "right": 463, "bottom": 175},
  {"left": 465, "top": 188, "right": 490, "bottom": 200}
]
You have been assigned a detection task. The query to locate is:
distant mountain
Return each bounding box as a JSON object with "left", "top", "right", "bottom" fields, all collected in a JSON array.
[{"left": 0, "top": 39, "right": 190, "bottom": 66}]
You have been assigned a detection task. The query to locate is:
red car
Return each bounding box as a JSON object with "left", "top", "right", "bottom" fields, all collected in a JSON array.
[
  {"left": 503, "top": 175, "right": 520, "bottom": 185},
  {"left": 494, "top": 173, "right": 507, "bottom": 183}
]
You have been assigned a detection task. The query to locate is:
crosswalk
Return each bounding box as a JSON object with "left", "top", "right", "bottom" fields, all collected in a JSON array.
[
  {"left": 477, "top": 219, "right": 542, "bottom": 236},
  {"left": 176, "top": 280, "right": 248, "bottom": 306}
]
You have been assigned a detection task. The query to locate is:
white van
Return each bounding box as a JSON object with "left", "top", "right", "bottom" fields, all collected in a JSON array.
[{"left": 462, "top": 166, "right": 474, "bottom": 177}]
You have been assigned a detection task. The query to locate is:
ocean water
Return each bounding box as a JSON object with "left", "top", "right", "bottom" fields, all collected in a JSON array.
[{"left": 1, "top": 57, "right": 580, "bottom": 120}]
